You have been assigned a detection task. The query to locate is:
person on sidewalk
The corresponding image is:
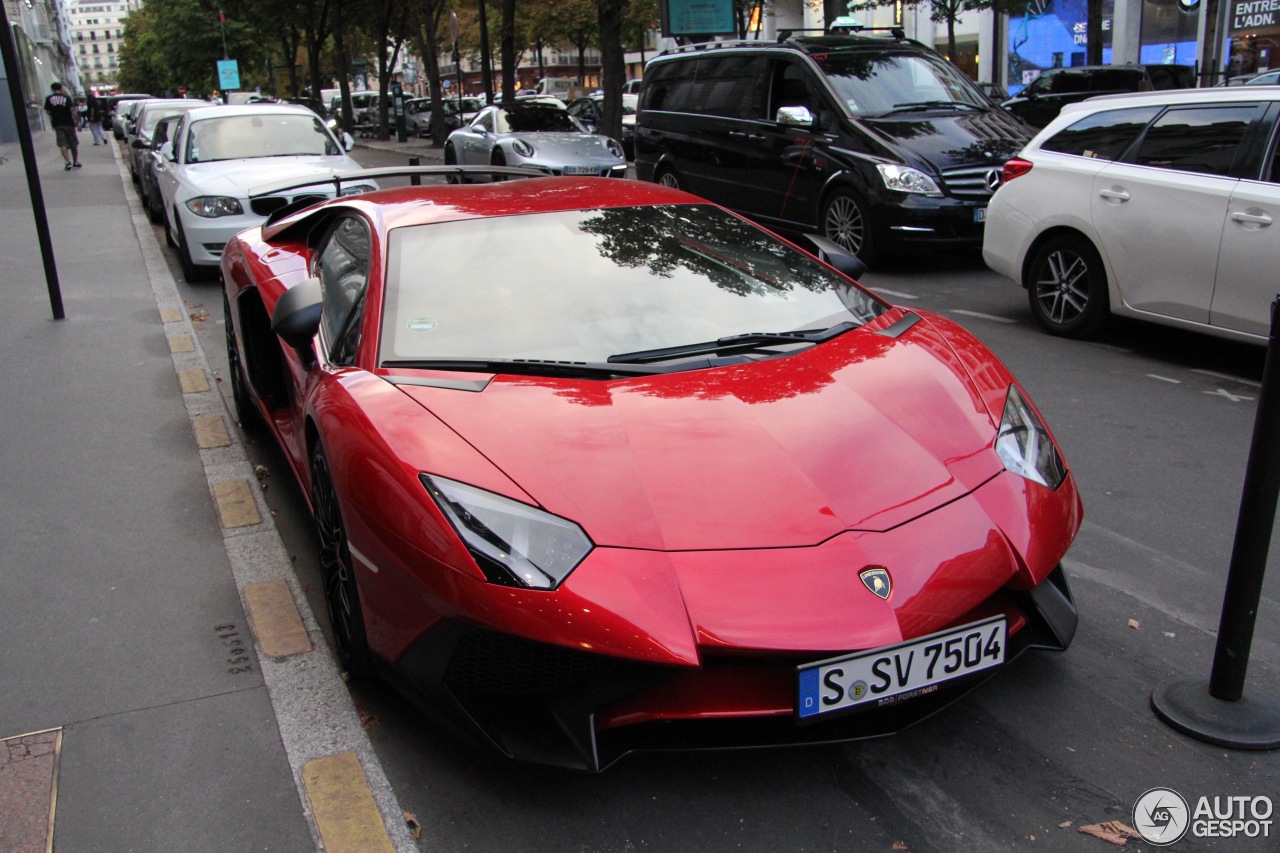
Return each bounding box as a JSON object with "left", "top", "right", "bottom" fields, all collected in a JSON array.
[
  {"left": 44, "top": 83, "right": 81, "bottom": 170},
  {"left": 86, "top": 92, "right": 107, "bottom": 145}
]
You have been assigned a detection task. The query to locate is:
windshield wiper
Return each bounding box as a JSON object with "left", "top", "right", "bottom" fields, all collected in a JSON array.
[
  {"left": 382, "top": 357, "right": 670, "bottom": 378},
  {"left": 886, "top": 101, "right": 981, "bottom": 114},
  {"left": 608, "top": 322, "right": 856, "bottom": 365}
]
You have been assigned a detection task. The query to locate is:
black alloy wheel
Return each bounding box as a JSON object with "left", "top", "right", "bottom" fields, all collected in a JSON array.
[
  {"left": 222, "top": 291, "right": 263, "bottom": 432},
  {"left": 821, "top": 189, "right": 877, "bottom": 267},
  {"left": 444, "top": 145, "right": 463, "bottom": 184},
  {"left": 1025, "top": 234, "right": 1109, "bottom": 338},
  {"left": 311, "top": 446, "right": 374, "bottom": 681},
  {"left": 490, "top": 148, "right": 508, "bottom": 181}
]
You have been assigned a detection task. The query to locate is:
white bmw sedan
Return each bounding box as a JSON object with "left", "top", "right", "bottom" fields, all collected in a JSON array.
[{"left": 155, "top": 103, "right": 376, "bottom": 279}]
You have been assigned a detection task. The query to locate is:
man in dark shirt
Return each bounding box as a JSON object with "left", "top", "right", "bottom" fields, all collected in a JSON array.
[{"left": 43, "top": 82, "right": 80, "bottom": 170}]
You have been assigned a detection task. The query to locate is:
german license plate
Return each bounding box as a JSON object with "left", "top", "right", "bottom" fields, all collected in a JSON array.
[
  {"left": 563, "top": 165, "right": 598, "bottom": 175},
  {"left": 974, "top": 207, "right": 987, "bottom": 223},
  {"left": 796, "top": 616, "right": 1006, "bottom": 720}
]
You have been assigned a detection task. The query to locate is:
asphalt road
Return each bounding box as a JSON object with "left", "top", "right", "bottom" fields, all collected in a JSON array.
[{"left": 159, "top": 145, "right": 1280, "bottom": 852}]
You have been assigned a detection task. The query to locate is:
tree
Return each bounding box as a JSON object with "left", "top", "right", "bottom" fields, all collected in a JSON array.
[
  {"left": 845, "top": 0, "right": 1025, "bottom": 63},
  {"left": 597, "top": 0, "right": 626, "bottom": 142},
  {"left": 118, "top": 0, "right": 268, "bottom": 95}
]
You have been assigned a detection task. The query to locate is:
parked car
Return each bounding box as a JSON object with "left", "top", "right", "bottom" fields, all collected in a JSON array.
[
  {"left": 154, "top": 103, "right": 376, "bottom": 280},
  {"left": 566, "top": 93, "right": 638, "bottom": 159},
  {"left": 222, "top": 169, "right": 1081, "bottom": 770},
  {"left": 139, "top": 114, "right": 183, "bottom": 223},
  {"left": 1000, "top": 64, "right": 1194, "bottom": 128},
  {"left": 1246, "top": 70, "right": 1280, "bottom": 85},
  {"left": 126, "top": 99, "right": 203, "bottom": 186},
  {"left": 100, "top": 93, "right": 150, "bottom": 139},
  {"left": 635, "top": 31, "right": 1034, "bottom": 265},
  {"left": 405, "top": 96, "right": 484, "bottom": 137},
  {"left": 112, "top": 96, "right": 153, "bottom": 140},
  {"left": 983, "top": 87, "right": 1280, "bottom": 343},
  {"left": 445, "top": 101, "right": 626, "bottom": 179}
]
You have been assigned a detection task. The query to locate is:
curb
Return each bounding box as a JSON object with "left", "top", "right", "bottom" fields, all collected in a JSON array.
[{"left": 112, "top": 143, "right": 417, "bottom": 853}]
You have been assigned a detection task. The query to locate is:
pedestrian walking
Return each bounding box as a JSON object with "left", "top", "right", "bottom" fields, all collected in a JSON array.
[
  {"left": 44, "top": 83, "right": 81, "bottom": 170},
  {"left": 86, "top": 92, "right": 107, "bottom": 145}
]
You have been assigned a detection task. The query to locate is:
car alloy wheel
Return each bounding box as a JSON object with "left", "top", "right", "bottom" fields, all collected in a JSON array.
[
  {"left": 311, "top": 446, "right": 374, "bottom": 680},
  {"left": 444, "top": 144, "right": 464, "bottom": 184},
  {"left": 822, "top": 189, "right": 877, "bottom": 266},
  {"left": 656, "top": 168, "right": 680, "bottom": 190},
  {"left": 1026, "top": 234, "right": 1108, "bottom": 338},
  {"left": 491, "top": 149, "right": 508, "bottom": 182}
]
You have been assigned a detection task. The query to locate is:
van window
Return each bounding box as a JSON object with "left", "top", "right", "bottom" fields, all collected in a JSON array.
[
  {"left": 812, "top": 51, "right": 985, "bottom": 116},
  {"left": 643, "top": 55, "right": 761, "bottom": 118},
  {"left": 1089, "top": 68, "right": 1147, "bottom": 92},
  {"left": 1040, "top": 106, "right": 1160, "bottom": 160},
  {"left": 1132, "top": 104, "right": 1262, "bottom": 177}
]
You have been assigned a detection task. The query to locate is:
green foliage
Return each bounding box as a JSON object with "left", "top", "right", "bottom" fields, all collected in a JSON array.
[{"left": 117, "top": 0, "right": 270, "bottom": 95}]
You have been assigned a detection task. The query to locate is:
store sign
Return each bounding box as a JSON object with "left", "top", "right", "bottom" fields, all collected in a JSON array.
[
  {"left": 1231, "top": 0, "right": 1280, "bottom": 31},
  {"left": 661, "top": 0, "right": 735, "bottom": 36}
]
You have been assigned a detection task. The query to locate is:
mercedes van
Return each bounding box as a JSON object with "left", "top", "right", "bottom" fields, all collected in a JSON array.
[{"left": 635, "top": 32, "right": 1033, "bottom": 265}]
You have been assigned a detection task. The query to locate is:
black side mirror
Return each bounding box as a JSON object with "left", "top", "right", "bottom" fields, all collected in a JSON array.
[
  {"left": 271, "top": 277, "right": 324, "bottom": 368},
  {"left": 805, "top": 233, "right": 869, "bottom": 279}
]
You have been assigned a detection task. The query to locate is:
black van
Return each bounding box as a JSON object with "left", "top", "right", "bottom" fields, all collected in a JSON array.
[
  {"left": 1000, "top": 64, "right": 1195, "bottom": 128},
  {"left": 634, "top": 32, "right": 1033, "bottom": 265}
]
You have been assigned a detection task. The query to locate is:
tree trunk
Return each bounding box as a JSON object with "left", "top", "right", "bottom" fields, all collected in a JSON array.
[
  {"left": 500, "top": 0, "right": 516, "bottom": 101},
  {"left": 1087, "top": 0, "right": 1103, "bottom": 65},
  {"left": 598, "top": 0, "right": 628, "bottom": 142}
]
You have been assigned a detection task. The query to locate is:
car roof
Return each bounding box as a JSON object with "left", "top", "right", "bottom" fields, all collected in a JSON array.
[
  {"left": 179, "top": 102, "right": 324, "bottom": 122},
  {"left": 653, "top": 31, "right": 931, "bottom": 62},
  {"left": 1058, "top": 85, "right": 1280, "bottom": 115},
  {"left": 264, "top": 176, "right": 703, "bottom": 240}
]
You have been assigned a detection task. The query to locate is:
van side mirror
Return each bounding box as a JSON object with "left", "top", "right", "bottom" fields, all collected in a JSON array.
[{"left": 776, "top": 105, "right": 814, "bottom": 127}]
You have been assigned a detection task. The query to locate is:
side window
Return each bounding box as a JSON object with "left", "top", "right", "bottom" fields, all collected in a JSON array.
[
  {"left": 316, "top": 216, "right": 372, "bottom": 366},
  {"left": 1089, "top": 68, "right": 1145, "bottom": 92},
  {"left": 1025, "top": 71, "right": 1056, "bottom": 96},
  {"left": 769, "top": 61, "right": 815, "bottom": 117},
  {"left": 1131, "top": 104, "right": 1263, "bottom": 177},
  {"left": 1048, "top": 70, "right": 1092, "bottom": 94},
  {"left": 699, "top": 55, "right": 762, "bottom": 119},
  {"left": 1039, "top": 106, "right": 1161, "bottom": 160}
]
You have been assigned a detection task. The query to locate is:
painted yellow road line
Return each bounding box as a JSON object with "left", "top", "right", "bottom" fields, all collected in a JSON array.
[
  {"left": 244, "top": 580, "right": 312, "bottom": 657},
  {"left": 192, "top": 414, "right": 231, "bottom": 449},
  {"left": 167, "top": 334, "right": 195, "bottom": 354},
  {"left": 178, "top": 368, "right": 211, "bottom": 394},
  {"left": 302, "top": 752, "right": 395, "bottom": 853},
  {"left": 212, "top": 479, "right": 261, "bottom": 528}
]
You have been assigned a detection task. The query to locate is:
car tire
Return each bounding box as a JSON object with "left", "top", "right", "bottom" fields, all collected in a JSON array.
[
  {"left": 311, "top": 445, "right": 375, "bottom": 681},
  {"left": 491, "top": 149, "right": 507, "bottom": 181},
  {"left": 174, "top": 214, "right": 202, "bottom": 282},
  {"left": 145, "top": 184, "right": 162, "bottom": 225},
  {"left": 655, "top": 167, "right": 680, "bottom": 190},
  {"left": 163, "top": 208, "right": 176, "bottom": 248},
  {"left": 444, "top": 144, "right": 464, "bottom": 184},
  {"left": 821, "top": 188, "right": 878, "bottom": 267},
  {"left": 222, "top": 290, "right": 264, "bottom": 433},
  {"left": 1025, "top": 234, "right": 1109, "bottom": 338}
]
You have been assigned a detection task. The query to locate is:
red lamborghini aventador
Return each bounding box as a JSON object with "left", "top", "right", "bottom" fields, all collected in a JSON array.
[{"left": 221, "top": 168, "right": 1083, "bottom": 771}]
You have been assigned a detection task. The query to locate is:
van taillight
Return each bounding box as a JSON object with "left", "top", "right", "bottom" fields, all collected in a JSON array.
[{"left": 1003, "top": 159, "right": 1033, "bottom": 183}]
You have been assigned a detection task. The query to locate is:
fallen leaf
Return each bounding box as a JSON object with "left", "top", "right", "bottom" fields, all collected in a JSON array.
[
  {"left": 1078, "top": 821, "right": 1139, "bottom": 846},
  {"left": 254, "top": 464, "right": 270, "bottom": 480},
  {"left": 190, "top": 311, "right": 210, "bottom": 323},
  {"left": 1128, "top": 619, "right": 1140, "bottom": 630},
  {"left": 403, "top": 810, "right": 422, "bottom": 841},
  {"left": 1163, "top": 631, "right": 1176, "bottom": 638},
  {"left": 1059, "top": 820, "right": 1073, "bottom": 828},
  {"left": 891, "top": 843, "right": 908, "bottom": 851}
]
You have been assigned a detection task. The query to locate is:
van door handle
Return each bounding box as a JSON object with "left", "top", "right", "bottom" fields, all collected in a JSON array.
[
  {"left": 1098, "top": 187, "right": 1130, "bottom": 203},
  {"left": 1230, "top": 209, "right": 1272, "bottom": 227}
]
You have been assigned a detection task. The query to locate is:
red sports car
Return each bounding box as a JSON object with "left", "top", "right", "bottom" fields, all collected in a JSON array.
[{"left": 222, "top": 170, "right": 1082, "bottom": 771}]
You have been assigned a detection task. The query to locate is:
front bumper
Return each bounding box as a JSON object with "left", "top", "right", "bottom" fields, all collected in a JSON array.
[{"left": 385, "top": 564, "right": 1077, "bottom": 771}]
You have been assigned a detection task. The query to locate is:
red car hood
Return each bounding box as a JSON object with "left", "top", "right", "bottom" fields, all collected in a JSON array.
[{"left": 396, "top": 321, "right": 1004, "bottom": 551}]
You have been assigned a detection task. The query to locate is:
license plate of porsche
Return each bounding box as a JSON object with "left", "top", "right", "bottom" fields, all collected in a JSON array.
[
  {"left": 796, "top": 616, "right": 1006, "bottom": 720},
  {"left": 563, "top": 165, "right": 598, "bottom": 175},
  {"left": 974, "top": 207, "right": 987, "bottom": 222}
]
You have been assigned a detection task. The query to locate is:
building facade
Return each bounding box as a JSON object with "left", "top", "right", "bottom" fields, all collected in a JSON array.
[{"left": 67, "top": 0, "right": 142, "bottom": 92}]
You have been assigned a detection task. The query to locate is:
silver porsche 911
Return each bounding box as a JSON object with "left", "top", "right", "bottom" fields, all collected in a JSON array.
[{"left": 444, "top": 101, "right": 626, "bottom": 180}]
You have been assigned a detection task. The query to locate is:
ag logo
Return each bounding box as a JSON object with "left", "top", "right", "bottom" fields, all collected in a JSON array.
[
  {"left": 1133, "top": 787, "right": 1190, "bottom": 845},
  {"left": 859, "top": 567, "right": 891, "bottom": 600}
]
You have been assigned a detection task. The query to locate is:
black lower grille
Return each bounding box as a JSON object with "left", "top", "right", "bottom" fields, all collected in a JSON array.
[{"left": 444, "top": 631, "right": 628, "bottom": 696}]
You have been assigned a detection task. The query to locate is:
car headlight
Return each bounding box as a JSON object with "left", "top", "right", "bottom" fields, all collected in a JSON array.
[
  {"left": 338, "top": 184, "right": 376, "bottom": 196},
  {"left": 185, "top": 196, "right": 244, "bottom": 217},
  {"left": 421, "top": 474, "right": 593, "bottom": 590},
  {"left": 511, "top": 139, "right": 535, "bottom": 158},
  {"left": 876, "top": 164, "right": 943, "bottom": 197},
  {"left": 995, "top": 385, "right": 1066, "bottom": 489},
  {"left": 606, "top": 138, "right": 623, "bottom": 158}
]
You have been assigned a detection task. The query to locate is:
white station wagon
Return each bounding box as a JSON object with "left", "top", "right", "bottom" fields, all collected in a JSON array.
[{"left": 983, "top": 87, "right": 1280, "bottom": 343}]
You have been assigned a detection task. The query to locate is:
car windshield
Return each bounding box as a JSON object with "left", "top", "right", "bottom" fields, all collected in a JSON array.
[
  {"left": 185, "top": 113, "right": 341, "bottom": 162},
  {"left": 380, "top": 204, "right": 885, "bottom": 365},
  {"left": 141, "top": 103, "right": 198, "bottom": 135},
  {"left": 495, "top": 106, "right": 580, "bottom": 133},
  {"left": 814, "top": 51, "right": 987, "bottom": 117}
]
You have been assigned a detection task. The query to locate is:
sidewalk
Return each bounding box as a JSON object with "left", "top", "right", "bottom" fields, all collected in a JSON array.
[{"left": 0, "top": 130, "right": 412, "bottom": 851}]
